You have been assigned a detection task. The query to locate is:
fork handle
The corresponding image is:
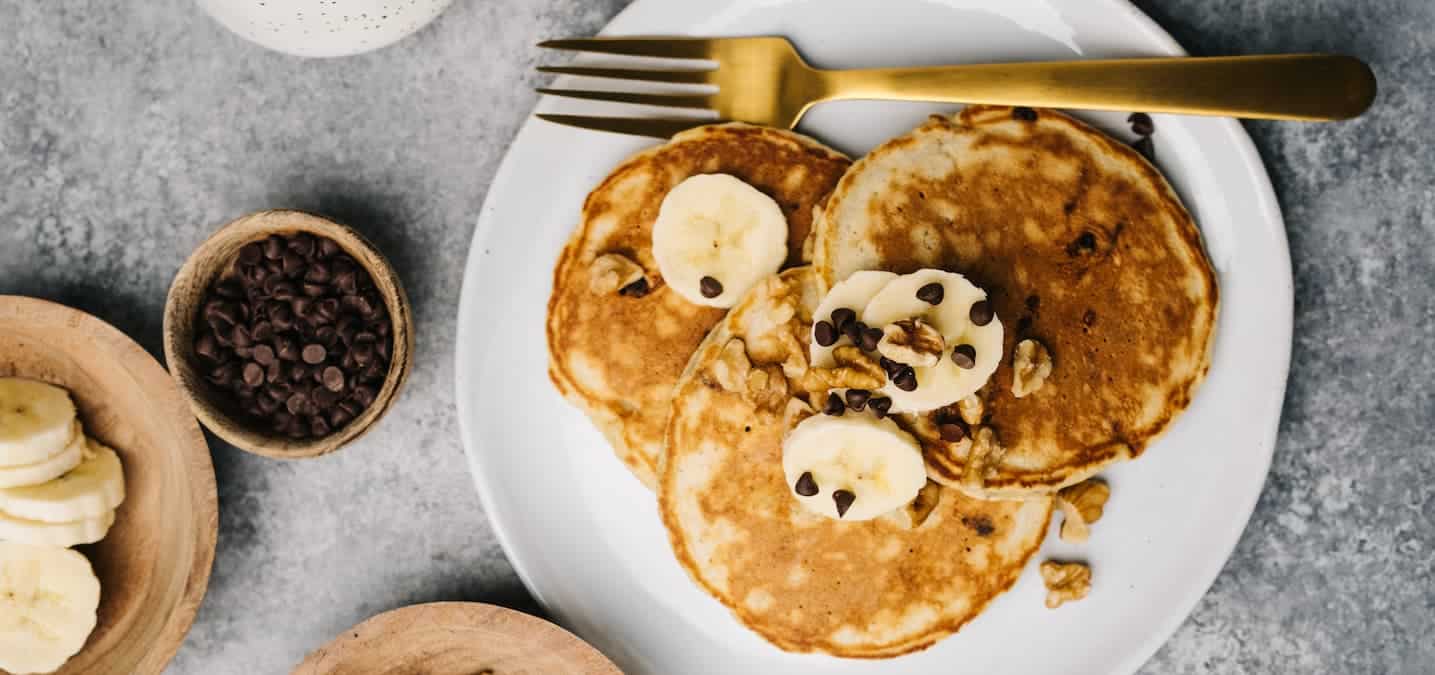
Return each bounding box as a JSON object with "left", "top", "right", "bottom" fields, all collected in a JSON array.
[{"left": 818, "top": 54, "right": 1375, "bottom": 121}]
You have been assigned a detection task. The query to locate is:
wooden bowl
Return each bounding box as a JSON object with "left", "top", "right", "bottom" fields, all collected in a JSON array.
[
  {"left": 0, "top": 296, "right": 218, "bottom": 675},
  {"left": 294, "top": 602, "right": 622, "bottom": 675},
  {"left": 162, "top": 210, "right": 414, "bottom": 459}
]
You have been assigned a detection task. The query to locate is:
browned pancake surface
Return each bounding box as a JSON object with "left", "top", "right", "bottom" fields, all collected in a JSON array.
[
  {"left": 815, "top": 107, "right": 1217, "bottom": 495},
  {"left": 547, "top": 124, "right": 850, "bottom": 487},
  {"left": 660, "top": 269, "right": 1051, "bottom": 657}
]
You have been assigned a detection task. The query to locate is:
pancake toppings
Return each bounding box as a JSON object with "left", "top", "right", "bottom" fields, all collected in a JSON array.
[{"left": 548, "top": 107, "right": 1218, "bottom": 657}]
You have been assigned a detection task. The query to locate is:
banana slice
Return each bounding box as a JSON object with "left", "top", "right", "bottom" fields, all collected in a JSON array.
[
  {"left": 0, "top": 438, "right": 125, "bottom": 523},
  {"left": 0, "top": 378, "right": 78, "bottom": 467},
  {"left": 809, "top": 270, "right": 898, "bottom": 368},
  {"left": 782, "top": 414, "right": 927, "bottom": 521},
  {"left": 861, "top": 269, "right": 1004, "bottom": 413},
  {"left": 0, "top": 506, "right": 114, "bottom": 548},
  {"left": 0, "top": 541, "right": 101, "bottom": 675},
  {"left": 0, "top": 430, "right": 84, "bottom": 489},
  {"left": 651, "top": 173, "right": 789, "bottom": 308}
]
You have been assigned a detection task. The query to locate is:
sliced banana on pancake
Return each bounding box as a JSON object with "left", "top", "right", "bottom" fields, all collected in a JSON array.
[
  {"left": 809, "top": 270, "right": 896, "bottom": 368},
  {"left": 0, "top": 542, "right": 101, "bottom": 675},
  {"left": 0, "top": 430, "right": 84, "bottom": 489},
  {"left": 652, "top": 173, "right": 788, "bottom": 308},
  {"left": 0, "top": 438, "right": 125, "bottom": 523},
  {"left": 0, "top": 378, "right": 78, "bottom": 467},
  {"left": 782, "top": 414, "right": 927, "bottom": 521},
  {"left": 861, "top": 269, "right": 1003, "bottom": 413}
]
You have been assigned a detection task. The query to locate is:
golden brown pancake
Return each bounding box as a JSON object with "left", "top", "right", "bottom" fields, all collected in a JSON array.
[
  {"left": 660, "top": 268, "right": 1052, "bottom": 657},
  {"left": 813, "top": 106, "right": 1218, "bottom": 497},
  {"left": 547, "top": 124, "right": 850, "bottom": 488}
]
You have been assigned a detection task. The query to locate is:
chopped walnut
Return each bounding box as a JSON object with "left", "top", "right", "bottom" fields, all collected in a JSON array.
[
  {"left": 745, "top": 365, "right": 789, "bottom": 411},
  {"left": 956, "top": 394, "right": 984, "bottom": 426},
  {"left": 1040, "top": 561, "right": 1091, "bottom": 608},
  {"left": 783, "top": 396, "right": 815, "bottom": 432},
  {"left": 1012, "top": 339, "right": 1053, "bottom": 398},
  {"left": 882, "top": 480, "right": 943, "bottom": 529},
  {"left": 710, "top": 338, "right": 751, "bottom": 392},
  {"left": 588, "top": 253, "right": 646, "bottom": 295},
  {"left": 1057, "top": 479, "right": 1111, "bottom": 543},
  {"left": 963, "top": 427, "right": 1006, "bottom": 485},
  {"left": 799, "top": 345, "right": 884, "bottom": 393},
  {"left": 776, "top": 326, "right": 808, "bottom": 379},
  {"left": 877, "top": 318, "right": 945, "bottom": 368}
]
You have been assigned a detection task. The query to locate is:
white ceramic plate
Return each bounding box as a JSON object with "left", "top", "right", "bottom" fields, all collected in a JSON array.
[{"left": 455, "top": 1, "right": 1291, "bottom": 673}]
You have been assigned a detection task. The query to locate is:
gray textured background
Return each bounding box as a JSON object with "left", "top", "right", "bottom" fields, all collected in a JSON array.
[{"left": 1, "top": 1, "right": 1430, "bottom": 673}]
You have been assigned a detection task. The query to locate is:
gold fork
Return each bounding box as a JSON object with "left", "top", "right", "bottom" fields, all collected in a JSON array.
[{"left": 535, "top": 36, "right": 1375, "bottom": 137}]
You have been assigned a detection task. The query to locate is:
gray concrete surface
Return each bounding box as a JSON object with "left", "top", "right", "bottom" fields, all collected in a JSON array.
[{"left": 1, "top": 0, "right": 1430, "bottom": 673}]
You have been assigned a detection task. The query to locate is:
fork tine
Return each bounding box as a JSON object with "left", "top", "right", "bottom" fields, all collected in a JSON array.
[
  {"left": 536, "top": 114, "right": 718, "bottom": 139},
  {"left": 537, "top": 37, "right": 715, "bottom": 59},
  {"left": 537, "top": 65, "right": 714, "bottom": 85},
  {"left": 536, "top": 88, "right": 712, "bottom": 110}
]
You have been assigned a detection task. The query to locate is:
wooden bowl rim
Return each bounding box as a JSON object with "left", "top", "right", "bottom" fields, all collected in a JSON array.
[
  {"left": 162, "top": 210, "right": 414, "bottom": 460},
  {"left": 293, "top": 602, "right": 622, "bottom": 675},
  {"left": 0, "top": 294, "right": 218, "bottom": 675}
]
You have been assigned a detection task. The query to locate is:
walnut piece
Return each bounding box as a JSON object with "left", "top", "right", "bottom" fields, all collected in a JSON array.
[
  {"left": 881, "top": 480, "right": 943, "bottom": 529},
  {"left": 1057, "top": 479, "right": 1111, "bottom": 543},
  {"left": 745, "top": 365, "right": 789, "bottom": 411},
  {"left": 776, "top": 326, "right": 808, "bottom": 380},
  {"left": 1040, "top": 561, "right": 1092, "bottom": 608},
  {"left": 877, "top": 318, "right": 945, "bottom": 368},
  {"left": 799, "top": 345, "right": 884, "bottom": 393},
  {"left": 783, "top": 396, "right": 815, "bottom": 432},
  {"left": 963, "top": 426, "right": 1006, "bottom": 485},
  {"left": 1012, "top": 339, "right": 1053, "bottom": 398},
  {"left": 588, "top": 253, "right": 646, "bottom": 295},
  {"left": 710, "top": 338, "right": 751, "bottom": 392},
  {"left": 956, "top": 394, "right": 984, "bottom": 426}
]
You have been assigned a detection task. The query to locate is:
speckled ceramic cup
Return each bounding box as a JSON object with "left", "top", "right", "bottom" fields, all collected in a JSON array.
[{"left": 196, "top": 0, "right": 455, "bottom": 58}]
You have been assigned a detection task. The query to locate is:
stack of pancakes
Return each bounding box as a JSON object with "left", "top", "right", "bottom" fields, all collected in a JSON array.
[{"left": 546, "top": 106, "right": 1217, "bottom": 656}]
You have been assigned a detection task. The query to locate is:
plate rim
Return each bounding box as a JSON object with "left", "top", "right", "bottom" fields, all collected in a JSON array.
[{"left": 453, "top": 1, "right": 1292, "bottom": 672}]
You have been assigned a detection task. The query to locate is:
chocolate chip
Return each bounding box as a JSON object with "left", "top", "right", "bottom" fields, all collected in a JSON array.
[
  {"left": 878, "top": 356, "right": 904, "bottom": 379},
  {"left": 242, "top": 362, "right": 264, "bottom": 387},
  {"left": 266, "top": 361, "right": 285, "bottom": 384},
  {"left": 813, "top": 321, "right": 837, "bottom": 347},
  {"left": 618, "top": 277, "right": 650, "bottom": 298},
  {"left": 794, "top": 472, "right": 819, "bottom": 497},
  {"left": 964, "top": 515, "right": 995, "bottom": 536},
  {"left": 699, "top": 276, "right": 723, "bottom": 298},
  {"left": 916, "top": 282, "right": 945, "bottom": 305},
  {"left": 842, "top": 319, "right": 863, "bottom": 344},
  {"left": 938, "top": 422, "right": 966, "bottom": 442},
  {"left": 285, "top": 392, "right": 309, "bottom": 416},
  {"left": 352, "top": 385, "right": 377, "bottom": 408},
  {"left": 1025, "top": 295, "right": 1040, "bottom": 311},
  {"left": 238, "top": 242, "right": 263, "bottom": 267},
  {"left": 352, "top": 341, "right": 375, "bottom": 367},
  {"left": 312, "top": 386, "right": 339, "bottom": 409},
  {"left": 892, "top": 366, "right": 918, "bottom": 392},
  {"left": 315, "top": 326, "right": 338, "bottom": 348},
  {"left": 845, "top": 389, "right": 870, "bottom": 412},
  {"left": 215, "top": 281, "right": 243, "bottom": 299},
  {"left": 309, "top": 416, "right": 331, "bottom": 438},
  {"left": 952, "top": 344, "right": 976, "bottom": 369},
  {"left": 289, "top": 233, "right": 316, "bottom": 257},
  {"left": 969, "top": 301, "right": 993, "bottom": 326},
  {"left": 231, "top": 324, "right": 253, "bottom": 348},
  {"left": 1134, "top": 135, "right": 1155, "bottom": 161},
  {"left": 282, "top": 251, "right": 305, "bottom": 278},
  {"left": 869, "top": 397, "right": 892, "bottom": 419},
  {"left": 263, "top": 236, "right": 285, "bottom": 260},
  {"left": 860, "top": 326, "right": 883, "bottom": 353},
  {"left": 322, "top": 366, "right": 345, "bottom": 392},
  {"left": 302, "top": 282, "right": 327, "bottom": 298},
  {"left": 833, "top": 490, "right": 856, "bottom": 518},
  {"left": 301, "top": 344, "right": 327, "bottom": 365},
  {"left": 1012, "top": 106, "right": 1037, "bottom": 121},
  {"left": 315, "top": 298, "right": 340, "bottom": 323},
  {"left": 317, "top": 238, "right": 341, "bottom": 259},
  {"left": 252, "top": 321, "right": 274, "bottom": 343},
  {"left": 1082, "top": 309, "right": 1097, "bottom": 327},
  {"left": 823, "top": 391, "right": 845, "bottom": 416},
  {"left": 328, "top": 407, "right": 354, "bottom": 429},
  {"left": 830, "top": 308, "right": 856, "bottom": 333},
  {"left": 194, "top": 333, "right": 219, "bottom": 361},
  {"left": 252, "top": 344, "right": 276, "bottom": 366},
  {"left": 1128, "top": 112, "right": 1154, "bottom": 136}
]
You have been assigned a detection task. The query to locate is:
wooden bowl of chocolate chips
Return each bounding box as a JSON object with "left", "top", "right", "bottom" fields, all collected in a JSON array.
[{"left": 163, "top": 210, "right": 414, "bottom": 459}]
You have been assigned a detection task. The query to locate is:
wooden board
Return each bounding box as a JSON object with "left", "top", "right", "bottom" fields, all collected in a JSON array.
[
  {"left": 0, "top": 295, "right": 219, "bottom": 675},
  {"left": 294, "top": 602, "right": 622, "bottom": 675}
]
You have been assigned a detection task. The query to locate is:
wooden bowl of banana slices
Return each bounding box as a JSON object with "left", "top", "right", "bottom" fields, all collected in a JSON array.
[{"left": 0, "top": 296, "right": 217, "bottom": 675}]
